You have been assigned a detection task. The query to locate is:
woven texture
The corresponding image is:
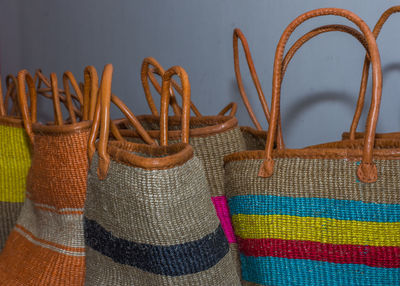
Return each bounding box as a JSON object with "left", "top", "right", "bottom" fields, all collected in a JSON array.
[
  {"left": 225, "top": 157, "right": 400, "bottom": 286},
  {"left": 84, "top": 153, "right": 241, "bottom": 286},
  {"left": 0, "top": 122, "right": 31, "bottom": 250},
  {"left": 130, "top": 121, "right": 246, "bottom": 276},
  {"left": 0, "top": 127, "right": 90, "bottom": 285}
]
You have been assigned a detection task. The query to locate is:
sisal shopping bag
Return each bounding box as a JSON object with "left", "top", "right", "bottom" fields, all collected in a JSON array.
[
  {"left": 342, "top": 5, "right": 400, "bottom": 140},
  {"left": 115, "top": 57, "right": 246, "bottom": 275},
  {"left": 84, "top": 64, "right": 240, "bottom": 285},
  {"left": 225, "top": 8, "right": 400, "bottom": 286},
  {"left": 0, "top": 75, "right": 31, "bottom": 251},
  {"left": 0, "top": 69, "right": 95, "bottom": 285}
]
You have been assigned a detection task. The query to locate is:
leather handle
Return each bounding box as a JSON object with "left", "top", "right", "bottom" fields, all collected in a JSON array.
[
  {"left": 50, "top": 73, "right": 64, "bottom": 126},
  {"left": 35, "top": 69, "right": 82, "bottom": 117},
  {"left": 282, "top": 24, "right": 370, "bottom": 78},
  {"left": 4, "top": 75, "right": 20, "bottom": 117},
  {"left": 141, "top": 57, "right": 166, "bottom": 116},
  {"left": 16, "top": 70, "right": 37, "bottom": 144},
  {"left": 89, "top": 64, "right": 156, "bottom": 179},
  {"left": 0, "top": 77, "right": 4, "bottom": 116},
  {"left": 349, "top": 5, "right": 400, "bottom": 140},
  {"left": 218, "top": 102, "right": 238, "bottom": 116},
  {"left": 83, "top": 66, "right": 99, "bottom": 121},
  {"left": 233, "top": 28, "right": 270, "bottom": 130},
  {"left": 259, "top": 8, "right": 382, "bottom": 184},
  {"left": 160, "top": 66, "right": 191, "bottom": 146},
  {"left": 233, "top": 28, "right": 285, "bottom": 149},
  {"left": 63, "top": 71, "right": 84, "bottom": 124},
  {"left": 142, "top": 57, "right": 202, "bottom": 117}
]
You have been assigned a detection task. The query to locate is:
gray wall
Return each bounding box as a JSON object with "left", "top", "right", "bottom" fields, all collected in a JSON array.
[{"left": 1, "top": 0, "right": 400, "bottom": 147}]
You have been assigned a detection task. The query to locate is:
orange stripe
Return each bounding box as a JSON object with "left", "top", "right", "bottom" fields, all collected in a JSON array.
[
  {"left": 0, "top": 231, "right": 85, "bottom": 286},
  {"left": 15, "top": 225, "right": 85, "bottom": 253}
]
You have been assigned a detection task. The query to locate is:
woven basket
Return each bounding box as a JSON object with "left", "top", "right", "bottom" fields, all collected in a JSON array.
[
  {"left": 0, "top": 69, "right": 94, "bottom": 285},
  {"left": 114, "top": 57, "right": 246, "bottom": 276},
  {"left": 0, "top": 76, "right": 31, "bottom": 251},
  {"left": 224, "top": 8, "right": 400, "bottom": 286},
  {"left": 84, "top": 64, "right": 240, "bottom": 285}
]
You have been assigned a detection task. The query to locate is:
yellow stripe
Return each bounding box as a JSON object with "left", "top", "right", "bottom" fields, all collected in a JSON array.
[
  {"left": 0, "top": 125, "right": 31, "bottom": 203},
  {"left": 232, "top": 214, "right": 400, "bottom": 247}
]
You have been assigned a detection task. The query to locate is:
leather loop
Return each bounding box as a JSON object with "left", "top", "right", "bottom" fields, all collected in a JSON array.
[
  {"left": 349, "top": 6, "right": 400, "bottom": 139},
  {"left": 50, "top": 73, "right": 64, "bottom": 126},
  {"left": 282, "top": 24, "right": 370, "bottom": 78},
  {"left": 142, "top": 57, "right": 202, "bottom": 117},
  {"left": 233, "top": 28, "right": 285, "bottom": 149},
  {"left": 16, "top": 70, "right": 36, "bottom": 144},
  {"left": 141, "top": 57, "right": 166, "bottom": 116},
  {"left": 0, "top": 76, "right": 5, "bottom": 116},
  {"left": 260, "top": 8, "right": 382, "bottom": 184},
  {"left": 218, "top": 102, "right": 238, "bottom": 116},
  {"left": 90, "top": 64, "right": 156, "bottom": 179},
  {"left": 62, "top": 71, "right": 84, "bottom": 123},
  {"left": 160, "top": 66, "right": 191, "bottom": 146},
  {"left": 4, "top": 75, "right": 19, "bottom": 117},
  {"left": 83, "top": 66, "right": 99, "bottom": 121}
]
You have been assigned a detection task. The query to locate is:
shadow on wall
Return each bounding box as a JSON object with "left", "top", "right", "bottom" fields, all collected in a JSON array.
[
  {"left": 282, "top": 90, "right": 355, "bottom": 139},
  {"left": 357, "top": 62, "right": 400, "bottom": 132}
]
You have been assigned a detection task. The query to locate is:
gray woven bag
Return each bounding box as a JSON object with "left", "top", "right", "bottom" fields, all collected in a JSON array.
[
  {"left": 84, "top": 64, "right": 241, "bottom": 285},
  {"left": 116, "top": 57, "right": 247, "bottom": 276}
]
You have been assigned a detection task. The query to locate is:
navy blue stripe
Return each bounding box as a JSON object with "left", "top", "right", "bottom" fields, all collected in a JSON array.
[{"left": 84, "top": 217, "right": 229, "bottom": 276}]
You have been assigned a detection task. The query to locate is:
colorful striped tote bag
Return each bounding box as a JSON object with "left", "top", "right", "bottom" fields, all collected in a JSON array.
[
  {"left": 0, "top": 75, "right": 31, "bottom": 251},
  {"left": 0, "top": 69, "right": 92, "bottom": 285},
  {"left": 84, "top": 64, "right": 240, "bottom": 285},
  {"left": 225, "top": 8, "right": 400, "bottom": 286}
]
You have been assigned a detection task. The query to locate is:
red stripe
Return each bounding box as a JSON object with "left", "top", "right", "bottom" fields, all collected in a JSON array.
[{"left": 238, "top": 238, "right": 400, "bottom": 268}]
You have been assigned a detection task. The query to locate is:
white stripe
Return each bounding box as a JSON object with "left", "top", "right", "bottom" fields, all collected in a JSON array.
[
  {"left": 16, "top": 197, "right": 85, "bottom": 248},
  {"left": 15, "top": 227, "right": 85, "bottom": 257}
]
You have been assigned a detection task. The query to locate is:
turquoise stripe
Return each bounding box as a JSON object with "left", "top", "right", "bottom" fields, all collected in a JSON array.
[
  {"left": 241, "top": 255, "right": 400, "bottom": 286},
  {"left": 228, "top": 195, "right": 400, "bottom": 222}
]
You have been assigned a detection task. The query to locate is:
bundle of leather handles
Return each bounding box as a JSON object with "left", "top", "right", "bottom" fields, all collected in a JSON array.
[
  {"left": 141, "top": 57, "right": 238, "bottom": 118},
  {"left": 88, "top": 63, "right": 192, "bottom": 179}
]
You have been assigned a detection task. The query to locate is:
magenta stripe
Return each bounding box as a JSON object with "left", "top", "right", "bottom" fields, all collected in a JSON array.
[{"left": 211, "top": 196, "right": 236, "bottom": 243}]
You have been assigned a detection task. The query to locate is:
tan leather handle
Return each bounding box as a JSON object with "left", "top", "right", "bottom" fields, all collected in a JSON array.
[
  {"left": 142, "top": 57, "right": 202, "bottom": 117},
  {"left": 4, "top": 75, "right": 20, "bottom": 117},
  {"left": 259, "top": 8, "right": 382, "bottom": 184},
  {"left": 0, "top": 77, "right": 4, "bottom": 116},
  {"left": 218, "top": 102, "right": 238, "bottom": 116},
  {"left": 233, "top": 28, "right": 270, "bottom": 129},
  {"left": 35, "top": 69, "right": 82, "bottom": 117},
  {"left": 233, "top": 28, "right": 285, "bottom": 149},
  {"left": 89, "top": 64, "right": 156, "bottom": 179},
  {"left": 50, "top": 73, "right": 64, "bottom": 126},
  {"left": 160, "top": 66, "right": 191, "bottom": 146},
  {"left": 349, "top": 5, "right": 400, "bottom": 139},
  {"left": 282, "top": 24, "right": 370, "bottom": 78},
  {"left": 83, "top": 66, "right": 99, "bottom": 121},
  {"left": 63, "top": 71, "right": 84, "bottom": 124},
  {"left": 16, "top": 70, "right": 36, "bottom": 144}
]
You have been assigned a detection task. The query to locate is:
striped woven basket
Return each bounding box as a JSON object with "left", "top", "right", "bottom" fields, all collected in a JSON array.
[
  {"left": 84, "top": 64, "right": 240, "bottom": 285},
  {"left": 115, "top": 57, "right": 246, "bottom": 276},
  {"left": 0, "top": 68, "right": 96, "bottom": 285},
  {"left": 225, "top": 8, "right": 400, "bottom": 286},
  {"left": 0, "top": 76, "right": 31, "bottom": 251}
]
